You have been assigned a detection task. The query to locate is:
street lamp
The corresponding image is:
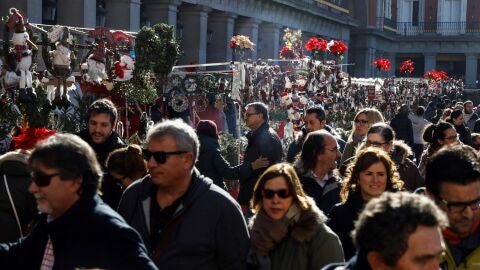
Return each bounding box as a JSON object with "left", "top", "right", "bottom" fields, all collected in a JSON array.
[{"left": 42, "top": 0, "right": 57, "bottom": 25}]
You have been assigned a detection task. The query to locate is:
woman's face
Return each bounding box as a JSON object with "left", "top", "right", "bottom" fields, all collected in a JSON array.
[
  {"left": 452, "top": 114, "right": 464, "bottom": 126},
  {"left": 354, "top": 113, "right": 369, "bottom": 136},
  {"left": 366, "top": 133, "right": 392, "bottom": 152},
  {"left": 358, "top": 161, "right": 388, "bottom": 201},
  {"left": 262, "top": 176, "right": 293, "bottom": 220},
  {"left": 439, "top": 128, "right": 458, "bottom": 146}
]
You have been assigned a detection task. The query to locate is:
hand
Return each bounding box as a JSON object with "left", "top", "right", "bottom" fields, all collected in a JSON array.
[{"left": 251, "top": 156, "right": 270, "bottom": 170}]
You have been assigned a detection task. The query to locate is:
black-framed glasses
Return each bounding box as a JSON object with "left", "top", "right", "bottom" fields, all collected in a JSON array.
[
  {"left": 365, "top": 140, "right": 388, "bottom": 147},
  {"left": 262, "top": 188, "right": 292, "bottom": 199},
  {"left": 354, "top": 119, "right": 369, "bottom": 125},
  {"left": 143, "top": 149, "right": 188, "bottom": 164},
  {"left": 437, "top": 196, "right": 480, "bottom": 213},
  {"left": 31, "top": 171, "right": 61, "bottom": 187}
]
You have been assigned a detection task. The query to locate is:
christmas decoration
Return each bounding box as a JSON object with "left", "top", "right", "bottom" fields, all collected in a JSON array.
[
  {"left": 399, "top": 59, "right": 415, "bottom": 75},
  {"left": 371, "top": 58, "right": 391, "bottom": 71},
  {"left": 305, "top": 37, "right": 327, "bottom": 60}
]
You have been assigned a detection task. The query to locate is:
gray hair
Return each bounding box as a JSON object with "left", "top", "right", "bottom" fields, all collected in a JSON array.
[{"left": 147, "top": 119, "right": 199, "bottom": 166}]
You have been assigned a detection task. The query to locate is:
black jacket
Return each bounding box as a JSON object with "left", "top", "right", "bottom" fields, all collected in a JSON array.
[
  {"left": 327, "top": 190, "right": 366, "bottom": 260},
  {"left": 300, "top": 173, "right": 341, "bottom": 214},
  {"left": 78, "top": 129, "right": 125, "bottom": 169},
  {"left": 0, "top": 195, "right": 156, "bottom": 270},
  {"left": 196, "top": 135, "right": 252, "bottom": 189},
  {"left": 390, "top": 112, "right": 414, "bottom": 148},
  {"left": 454, "top": 123, "right": 472, "bottom": 146},
  {"left": 238, "top": 122, "right": 283, "bottom": 205},
  {"left": 117, "top": 169, "right": 250, "bottom": 270}
]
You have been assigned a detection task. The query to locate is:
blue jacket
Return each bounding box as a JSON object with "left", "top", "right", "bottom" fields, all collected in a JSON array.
[
  {"left": 0, "top": 195, "right": 157, "bottom": 270},
  {"left": 118, "top": 169, "right": 250, "bottom": 270}
]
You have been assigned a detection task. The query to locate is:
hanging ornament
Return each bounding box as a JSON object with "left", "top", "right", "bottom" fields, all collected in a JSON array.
[{"left": 169, "top": 89, "right": 189, "bottom": 112}]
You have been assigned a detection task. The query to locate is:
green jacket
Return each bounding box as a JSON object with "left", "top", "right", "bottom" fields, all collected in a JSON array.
[{"left": 443, "top": 242, "right": 480, "bottom": 269}]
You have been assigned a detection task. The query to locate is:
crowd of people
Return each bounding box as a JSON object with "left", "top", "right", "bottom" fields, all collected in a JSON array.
[{"left": 0, "top": 94, "right": 480, "bottom": 269}]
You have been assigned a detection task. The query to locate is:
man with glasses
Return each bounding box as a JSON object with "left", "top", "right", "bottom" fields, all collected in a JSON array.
[
  {"left": 425, "top": 145, "right": 480, "bottom": 269},
  {"left": 238, "top": 102, "right": 282, "bottom": 213},
  {"left": 0, "top": 134, "right": 157, "bottom": 269},
  {"left": 118, "top": 119, "right": 250, "bottom": 269}
]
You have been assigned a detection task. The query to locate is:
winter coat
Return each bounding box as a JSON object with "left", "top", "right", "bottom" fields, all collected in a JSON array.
[
  {"left": 197, "top": 135, "right": 252, "bottom": 189},
  {"left": 0, "top": 195, "right": 157, "bottom": 270},
  {"left": 390, "top": 112, "right": 414, "bottom": 148},
  {"left": 409, "top": 113, "right": 429, "bottom": 145},
  {"left": 340, "top": 134, "right": 365, "bottom": 168},
  {"left": 321, "top": 253, "right": 372, "bottom": 270},
  {"left": 0, "top": 151, "right": 37, "bottom": 243},
  {"left": 78, "top": 129, "right": 125, "bottom": 169},
  {"left": 454, "top": 123, "right": 472, "bottom": 146},
  {"left": 299, "top": 172, "right": 341, "bottom": 214},
  {"left": 418, "top": 144, "right": 441, "bottom": 179},
  {"left": 248, "top": 202, "right": 344, "bottom": 270},
  {"left": 327, "top": 190, "right": 366, "bottom": 260},
  {"left": 238, "top": 122, "right": 283, "bottom": 205},
  {"left": 117, "top": 169, "right": 250, "bottom": 270},
  {"left": 464, "top": 112, "right": 478, "bottom": 132},
  {"left": 443, "top": 234, "right": 480, "bottom": 270}
]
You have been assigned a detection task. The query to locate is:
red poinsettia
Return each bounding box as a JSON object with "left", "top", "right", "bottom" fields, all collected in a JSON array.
[
  {"left": 11, "top": 127, "right": 56, "bottom": 151},
  {"left": 305, "top": 37, "right": 328, "bottom": 52},
  {"left": 400, "top": 59, "right": 415, "bottom": 74},
  {"left": 371, "top": 58, "right": 391, "bottom": 71},
  {"left": 279, "top": 46, "right": 296, "bottom": 59},
  {"left": 424, "top": 70, "right": 449, "bottom": 81},
  {"left": 328, "top": 40, "right": 348, "bottom": 55}
]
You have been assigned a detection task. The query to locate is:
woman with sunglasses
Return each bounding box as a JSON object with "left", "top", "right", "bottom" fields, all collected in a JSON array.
[
  {"left": 248, "top": 163, "right": 344, "bottom": 270},
  {"left": 418, "top": 121, "right": 458, "bottom": 179},
  {"left": 340, "top": 108, "right": 384, "bottom": 168},
  {"left": 340, "top": 123, "right": 423, "bottom": 191},
  {"left": 328, "top": 147, "right": 404, "bottom": 260}
]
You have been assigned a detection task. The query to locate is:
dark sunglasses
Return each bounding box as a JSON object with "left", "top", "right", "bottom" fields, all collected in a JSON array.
[
  {"left": 143, "top": 149, "right": 188, "bottom": 164},
  {"left": 31, "top": 171, "right": 61, "bottom": 187},
  {"left": 262, "top": 188, "right": 292, "bottom": 199}
]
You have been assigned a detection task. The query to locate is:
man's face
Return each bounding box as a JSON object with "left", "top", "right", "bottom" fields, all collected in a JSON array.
[
  {"left": 437, "top": 181, "right": 480, "bottom": 234},
  {"left": 304, "top": 113, "right": 325, "bottom": 133},
  {"left": 244, "top": 106, "right": 263, "bottom": 131},
  {"left": 390, "top": 225, "right": 444, "bottom": 270},
  {"left": 88, "top": 113, "right": 114, "bottom": 144},
  {"left": 464, "top": 103, "right": 473, "bottom": 114},
  {"left": 28, "top": 161, "right": 81, "bottom": 219},
  {"left": 316, "top": 134, "right": 341, "bottom": 172},
  {"left": 147, "top": 135, "right": 193, "bottom": 189}
]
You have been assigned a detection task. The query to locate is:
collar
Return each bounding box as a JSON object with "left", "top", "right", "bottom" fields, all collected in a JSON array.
[{"left": 306, "top": 170, "right": 330, "bottom": 187}]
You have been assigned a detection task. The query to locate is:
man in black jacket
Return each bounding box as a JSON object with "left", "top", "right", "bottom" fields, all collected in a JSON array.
[
  {"left": 78, "top": 98, "right": 125, "bottom": 208},
  {"left": 238, "top": 102, "right": 283, "bottom": 211},
  {"left": 118, "top": 119, "right": 250, "bottom": 269},
  {"left": 0, "top": 134, "right": 156, "bottom": 269}
]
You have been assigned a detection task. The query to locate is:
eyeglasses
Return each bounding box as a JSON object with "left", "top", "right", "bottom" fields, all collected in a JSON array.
[
  {"left": 31, "top": 171, "right": 61, "bottom": 187},
  {"left": 437, "top": 196, "right": 480, "bottom": 213},
  {"left": 443, "top": 134, "right": 459, "bottom": 143},
  {"left": 262, "top": 188, "right": 292, "bottom": 199},
  {"left": 143, "top": 150, "right": 188, "bottom": 164},
  {"left": 325, "top": 146, "right": 340, "bottom": 152},
  {"left": 245, "top": 112, "right": 260, "bottom": 118},
  {"left": 354, "top": 119, "right": 369, "bottom": 125},
  {"left": 365, "top": 140, "right": 388, "bottom": 147}
]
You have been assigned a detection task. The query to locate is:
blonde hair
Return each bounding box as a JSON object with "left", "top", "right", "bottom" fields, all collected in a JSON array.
[{"left": 348, "top": 108, "right": 385, "bottom": 141}]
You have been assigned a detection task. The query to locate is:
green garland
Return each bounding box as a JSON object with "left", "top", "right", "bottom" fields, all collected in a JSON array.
[{"left": 116, "top": 70, "right": 157, "bottom": 104}]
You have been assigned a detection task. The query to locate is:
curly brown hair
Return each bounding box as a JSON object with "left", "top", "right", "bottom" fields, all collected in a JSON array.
[{"left": 341, "top": 147, "right": 404, "bottom": 202}]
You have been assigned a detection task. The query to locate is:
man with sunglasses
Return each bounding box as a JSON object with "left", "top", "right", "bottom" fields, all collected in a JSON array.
[
  {"left": 118, "top": 119, "right": 250, "bottom": 269},
  {"left": 0, "top": 134, "right": 157, "bottom": 269},
  {"left": 78, "top": 98, "right": 126, "bottom": 208},
  {"left": 425, "top": 145, "right": 480, "bottom": 269}
]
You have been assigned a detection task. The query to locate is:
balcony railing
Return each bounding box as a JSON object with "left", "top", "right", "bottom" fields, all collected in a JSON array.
[
  {"left": 376, "top": 17, "right": 397, "bottom": 32},
  {"left": 396, "top": 21, "right": 480, "bottom": 36}
]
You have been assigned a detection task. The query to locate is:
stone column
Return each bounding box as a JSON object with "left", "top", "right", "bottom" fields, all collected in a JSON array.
[
  {"left": 424, "top": 53, "right": 437, "bottom": 72},
  {"left": 178, "top": 5, "right": 211, "bottom": 65},
  {"left": 143, "top": 0, "right": 182, "bottom": 28},
  {"left": 367, "top": 48, "right": 376, "bottom": 77},
  {"left": 105, "top": 0, "right": 141, "bottom": 31},
  {"left": 207, "top": 12, "right": 237, "bottom": 63},
  {"left": 234, "top": 18, "right": 262, "bottom": 60},
  {"left": 258, "top": 23, "right": 281, "bottom": 60},
  {"left": 57, "top": 0, "right": 96, "bottom": 28},
  {"left": 465, "top": 53, "right": 478, "bottom": 87}
]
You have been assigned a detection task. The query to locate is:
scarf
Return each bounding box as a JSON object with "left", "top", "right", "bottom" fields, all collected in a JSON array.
[
  {"left": 250, "top": 210, "right": 290, "bottom": 256},
  {"left": 443, "top": 218, "right": 480, "bottom": 245}
]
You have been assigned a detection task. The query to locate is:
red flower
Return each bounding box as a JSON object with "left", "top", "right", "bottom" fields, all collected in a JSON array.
[
  {"left": 328, "top": 40, "right": 348, "bottom": 55},
  {"left": 423, "top": 70, "right": 449, "bottom": 81},
  {"left": 279, "top": 46, "right": 296, "bottom": 59},
  {"left": 371, "top": 58, "right": 391, "bottom": 71},
  {"left": 305, "top": 37, "right": 328, "bottom": 52},
  {"left": 11, "top": 127, "right": 56, "bottom": 151},
  {"left": 229, "top": 41, "right": 236, "bottom": 48},
  {"left": 400, "top": 60, "right": 415, "bottom": 74}
]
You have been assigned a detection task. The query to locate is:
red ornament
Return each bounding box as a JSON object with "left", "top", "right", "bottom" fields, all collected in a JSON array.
[
  {"left": 371, "top": 58, "right": 391, "bottom": 71},
  {"left": 400, "top": 59, "right": 415, "bottom": 74}
]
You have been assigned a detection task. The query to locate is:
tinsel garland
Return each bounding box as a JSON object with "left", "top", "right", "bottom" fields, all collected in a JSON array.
[{"left": 116, "top": 70, "right": 158, "bottom": 105}]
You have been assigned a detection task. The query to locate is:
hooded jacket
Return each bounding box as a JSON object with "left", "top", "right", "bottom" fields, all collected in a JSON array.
[{"left": 117, "top": 169, "right": 250, "bottom": 270}]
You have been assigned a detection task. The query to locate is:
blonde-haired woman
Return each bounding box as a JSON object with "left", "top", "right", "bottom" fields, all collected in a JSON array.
[
  {"left": 248, "top": 163, "right": 344, "bottom": 270},
  {"left": 327, "top": 147, "right": 404, "bottom": 260},
  {"left": 340, "top": 108, "right": 384, "bottom": 166}
]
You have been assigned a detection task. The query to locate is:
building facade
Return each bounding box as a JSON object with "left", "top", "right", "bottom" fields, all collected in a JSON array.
[{"left": 1, "top": 0, "right": 479, "bottom": 86}]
